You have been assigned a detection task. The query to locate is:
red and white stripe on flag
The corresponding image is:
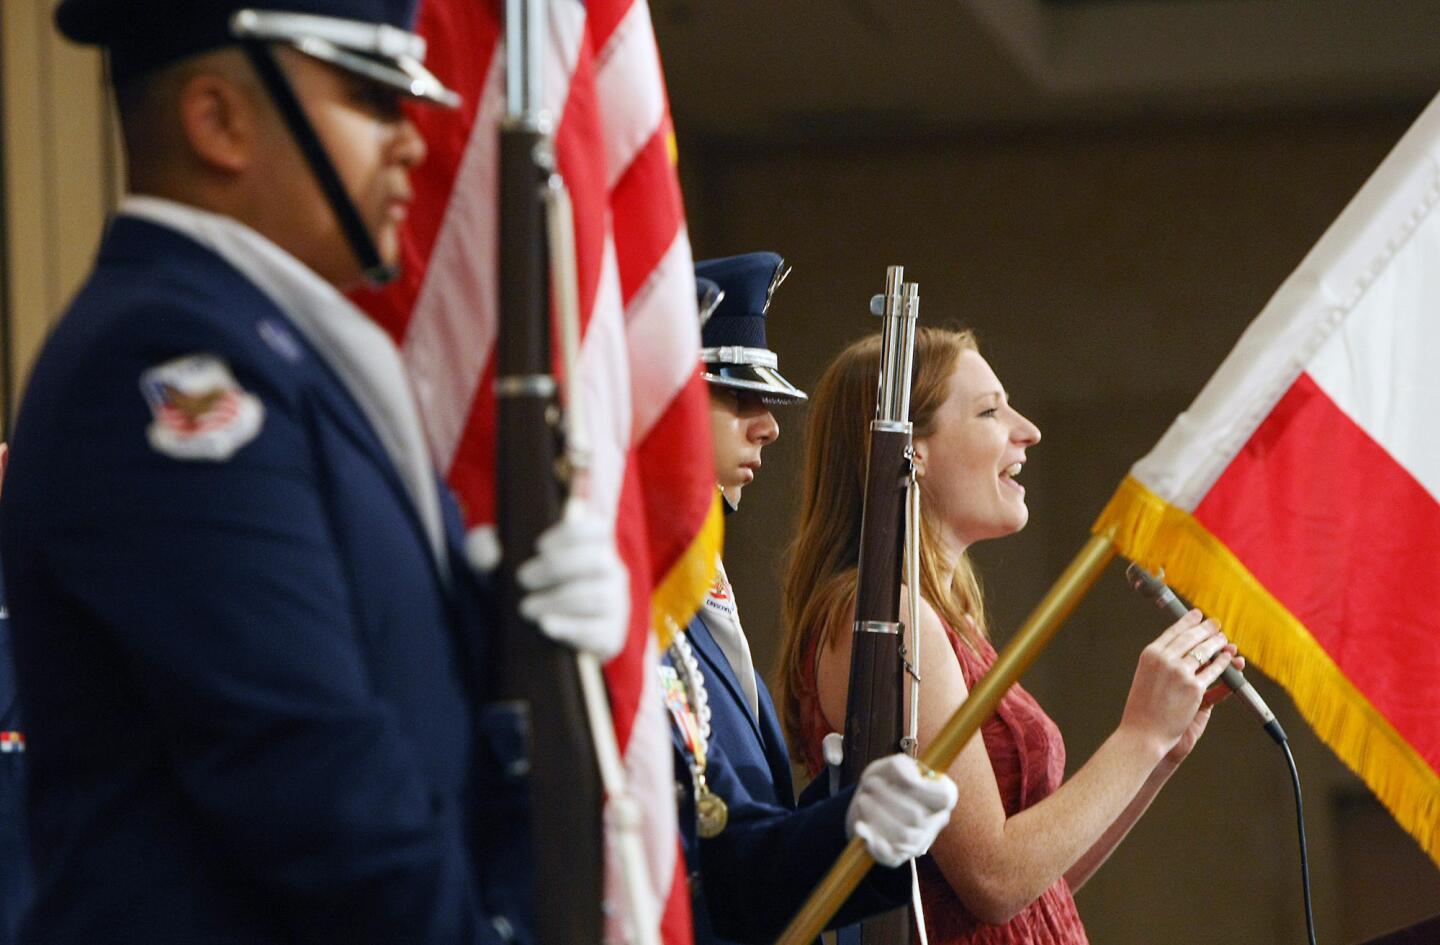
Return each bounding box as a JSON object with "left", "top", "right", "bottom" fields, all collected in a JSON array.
[
  {"left": 355, "top": 1, "right": 719, "bottom": 941},
  {"left": 1095, "top": 91, "right": 1440, "bottom": 866}
]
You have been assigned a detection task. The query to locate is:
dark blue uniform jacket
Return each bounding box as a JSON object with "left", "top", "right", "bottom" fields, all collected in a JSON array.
[
  {"left": 0, "top": 569, "right": 32, "bottom": 944},
  {"left": 671, "top": 616, "right": 907, "bottom": 945},
  {"left": 0, "top": 217, "right": 530, "bottom": 945}
]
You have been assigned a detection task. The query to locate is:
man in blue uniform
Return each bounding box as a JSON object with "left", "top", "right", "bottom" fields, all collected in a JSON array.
[
  {"left": 665, "top": 254, "right": 957, "bottom": 945},
  {"left": 0, "top": 3, "right": 627, "bottom": 943},
  {"left": 0, "top": 443, "right": 31, "bottom": 945}
]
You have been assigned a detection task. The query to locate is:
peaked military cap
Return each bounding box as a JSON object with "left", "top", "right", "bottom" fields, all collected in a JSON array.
[
  {"left": 694, "top": 252, "right": 807, "bottom": 404},
  {"left": 55, "top": 0, "right": 458, "bottom": 107}
]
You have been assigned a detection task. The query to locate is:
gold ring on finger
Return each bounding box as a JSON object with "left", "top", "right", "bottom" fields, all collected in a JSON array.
[{"left": 1189, "top": 648, "right": 1208, "bottom": 667}]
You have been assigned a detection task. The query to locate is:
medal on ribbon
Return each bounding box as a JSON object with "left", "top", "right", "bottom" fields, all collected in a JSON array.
[{"left": 660, "top": 635, "right": 729, "bottom": 838}]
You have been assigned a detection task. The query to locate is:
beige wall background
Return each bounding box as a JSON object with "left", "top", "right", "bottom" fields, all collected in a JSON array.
[
  {"left": 682, "top": 112, "right": 1440, "bottom": 944},
  {"left": 1, "top": 0, "right": 115, "bottom": 433},
  {"left": 2, "top": 4, "right": 1438, "bottom": 943}
]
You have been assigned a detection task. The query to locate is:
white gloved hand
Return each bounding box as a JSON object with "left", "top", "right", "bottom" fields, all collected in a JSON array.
[
  {"left": 513, "top": 497, "right": 630, "bottom": 661},
  {"left": 845, "top": 754, "right": 958, "bottom": 868}
]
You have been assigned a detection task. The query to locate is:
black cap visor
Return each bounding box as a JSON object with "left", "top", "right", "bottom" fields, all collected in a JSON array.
[{"left": 703, "top": 363, "right": 807, "bottom": 404}]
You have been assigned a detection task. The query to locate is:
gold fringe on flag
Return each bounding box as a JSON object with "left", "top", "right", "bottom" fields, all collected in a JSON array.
[
  {"left": 1094, "top": 475, "right": 1440, "bottom": 867},
  {"left": 651, "top": 491, "right": 723, "bottom": 650}
]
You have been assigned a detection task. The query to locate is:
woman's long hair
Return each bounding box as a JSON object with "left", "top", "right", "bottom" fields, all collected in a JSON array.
[{"left": 778, "top": 326, "right": 990, "bottom": 758}]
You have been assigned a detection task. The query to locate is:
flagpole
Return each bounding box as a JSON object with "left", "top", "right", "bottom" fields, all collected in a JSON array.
[
  {"left": 545, "top": 165, "right": 662, "bottom": 945},
  {"left": 774, "top": 533, "right": 1118, "bottom": 945}
]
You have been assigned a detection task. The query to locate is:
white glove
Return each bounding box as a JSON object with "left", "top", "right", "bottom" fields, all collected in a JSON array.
[
  {"left": 513, "top": 498, "right": 630, "bottom": 661},
  {"left": 845, "top": 755, "right": 958, "bottom": 868},
  {"left": 823, "top": 732, "right": 845, "bottom": 797}
]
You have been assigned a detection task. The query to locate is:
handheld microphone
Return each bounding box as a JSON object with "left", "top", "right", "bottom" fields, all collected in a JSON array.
[{"left": 1124, "top": 563, "right": 1287, "bottom": 745}]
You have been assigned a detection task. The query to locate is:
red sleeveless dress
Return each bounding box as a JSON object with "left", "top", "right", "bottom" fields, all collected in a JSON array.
[{"left": 801, "top": 624, "right": 1089, "bottom": 945}]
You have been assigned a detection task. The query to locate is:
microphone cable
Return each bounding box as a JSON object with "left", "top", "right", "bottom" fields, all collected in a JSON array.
[
  {"left": 1281, "top": 738, "right": 1318, "bottom": 945},
  {"left": 1125, "top": 563, "right": 1317, "bottom": 945}
]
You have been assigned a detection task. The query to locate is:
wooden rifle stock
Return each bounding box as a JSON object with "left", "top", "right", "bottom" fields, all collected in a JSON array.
[
  {"left": 840, "top": 268, "right": 920, "bottom": 945},
  {"left": 840, "top": 426, "right": 909, "bottom": 783},
  {"left": 494, "top": 5, "right": 603, "bottom": 941}
]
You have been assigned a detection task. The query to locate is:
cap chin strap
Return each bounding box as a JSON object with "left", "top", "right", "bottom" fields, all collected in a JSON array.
[{"left": 241, "top": 41, "right": 398, "bottom": 287}]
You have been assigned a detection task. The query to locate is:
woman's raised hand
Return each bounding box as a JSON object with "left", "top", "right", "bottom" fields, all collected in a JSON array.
[
  {"left": 1119, "top": 610, "right": 1237, "bottom": 759},
  {"left": 1164, "top": 652, "right": 1246, "bottom": 766}
]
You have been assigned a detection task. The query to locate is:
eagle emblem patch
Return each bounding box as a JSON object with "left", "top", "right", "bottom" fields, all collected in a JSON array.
[{"left": 140, "top": 354, "right": 265, "bottom": 461}]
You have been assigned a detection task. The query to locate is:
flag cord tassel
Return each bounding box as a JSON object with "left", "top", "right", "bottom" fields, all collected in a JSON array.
[
  {"left": 577, "top": 652, "right": 661, "bottom": 945},
  {"left": 774, "top": 533, "right": 1117, "bottom": 945}
]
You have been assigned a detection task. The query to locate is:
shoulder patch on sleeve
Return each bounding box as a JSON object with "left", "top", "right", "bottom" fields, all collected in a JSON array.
[{"left": 139, "top": 354, "right": 265, "bottom": 461}]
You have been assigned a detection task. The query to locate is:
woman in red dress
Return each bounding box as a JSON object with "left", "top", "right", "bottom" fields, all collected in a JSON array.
[{"left": 778, "top": 328, "right": 1240, "bottom": 944}]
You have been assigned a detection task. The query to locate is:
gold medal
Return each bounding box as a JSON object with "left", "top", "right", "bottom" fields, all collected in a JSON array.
[
  {"left": 661, "top": 633, "right": 729, "bottom": 838},
  {"left": 695, "top": 779, "right": 729, "bottom": 838}
]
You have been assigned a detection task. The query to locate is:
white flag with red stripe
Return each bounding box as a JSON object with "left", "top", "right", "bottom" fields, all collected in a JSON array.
[
  {"left": 357, "top": 1, "right": 720, "bottom": 941},
  {"left": 1094, "top": 90, "right": 1440, "bottom": 866}
]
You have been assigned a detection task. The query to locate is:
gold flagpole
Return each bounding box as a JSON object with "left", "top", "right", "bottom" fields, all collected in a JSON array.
[{"left": 774, "top": 533, "right": 1118, "bottom": 945}]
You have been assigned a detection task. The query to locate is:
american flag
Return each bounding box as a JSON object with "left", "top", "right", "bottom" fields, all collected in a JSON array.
[{"left": 356, "top": 1, "right": 718, "bottom": 942}]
